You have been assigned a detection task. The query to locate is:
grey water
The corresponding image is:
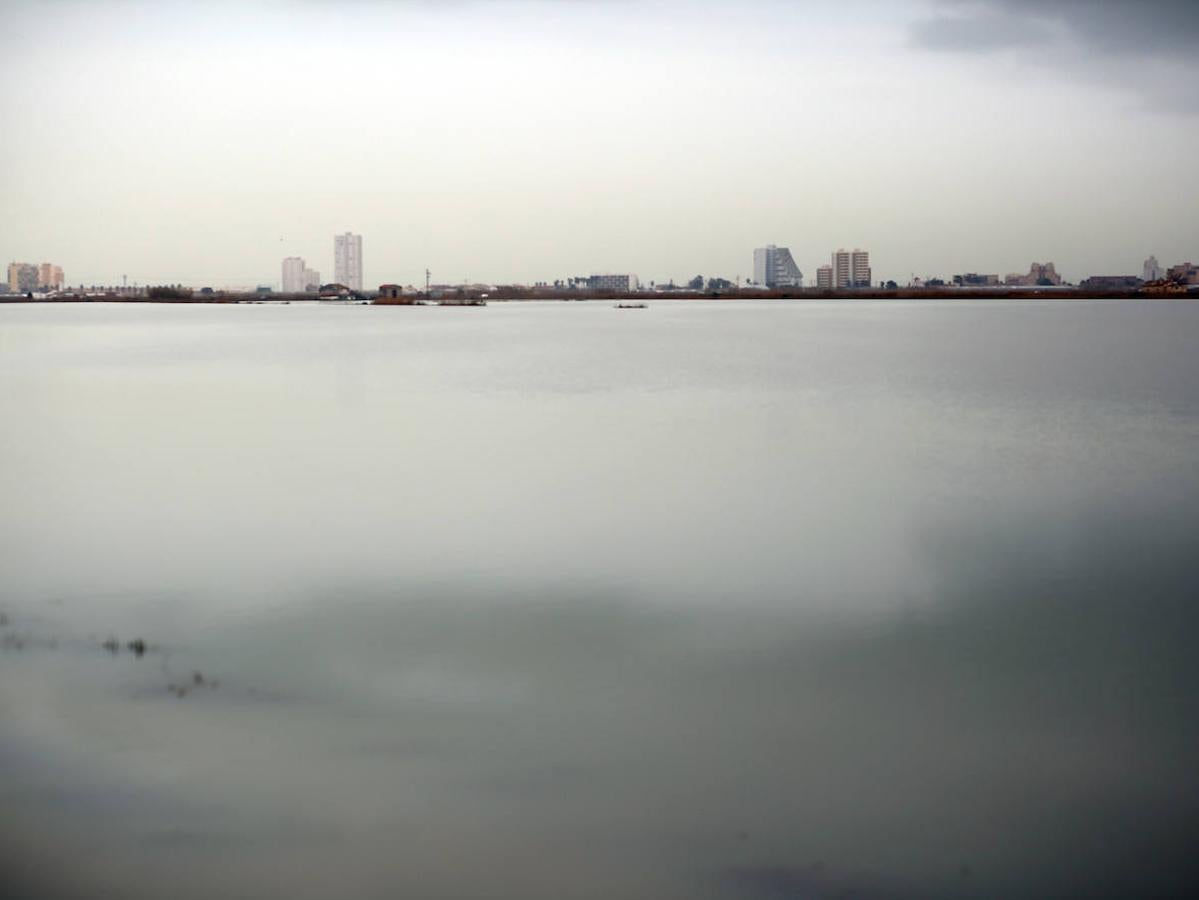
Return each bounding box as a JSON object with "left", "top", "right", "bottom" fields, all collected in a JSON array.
[{"left": 2, "top": 299, "right": 1198, "bottom": 900}]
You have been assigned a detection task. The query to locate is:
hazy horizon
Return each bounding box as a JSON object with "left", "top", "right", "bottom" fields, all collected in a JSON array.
[{"left": 2, "top": 0, "right": 1197, "bottom": 287}]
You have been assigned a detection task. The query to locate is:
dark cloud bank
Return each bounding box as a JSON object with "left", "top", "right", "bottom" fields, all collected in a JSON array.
[
  {"left": 912, "top": 0, "right": 1199, "bottom": 56},
  {"left": 909, "top": 0, "right": 1199, "bottom": 113}
]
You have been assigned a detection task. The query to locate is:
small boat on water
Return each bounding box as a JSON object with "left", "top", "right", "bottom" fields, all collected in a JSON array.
[{"left": 615, "top": 302, "right": 647, "bottom": 309}]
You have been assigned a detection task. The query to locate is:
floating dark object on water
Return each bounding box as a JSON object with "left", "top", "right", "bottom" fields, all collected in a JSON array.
[
  {"left": 165, "top": 672, "right": 220, "bottom": 698},
  {"left": 614, "top": 302, "right": 647, "bottom": 309},
  {"left": 0, "top": 612, "right": 8, "bottom": 627},
  {"left": 100, "top": 636, "right": 150, "bottom": 656}
]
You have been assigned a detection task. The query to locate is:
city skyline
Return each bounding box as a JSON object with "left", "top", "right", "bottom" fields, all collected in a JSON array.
[
  {"left": 7, "top": 231, "right": 1191, "bottom": 294},
  {"left": 1, "top": 0, "right": 1197, "bottom": 287},
  {"left": 7, "top": 244, "right": 1198, "bottom": 294}
]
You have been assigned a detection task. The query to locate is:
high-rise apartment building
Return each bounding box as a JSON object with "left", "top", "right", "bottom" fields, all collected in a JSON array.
[
  {"left": 283, "top": 256, "right": 321, "bottom": 292},
  {"left": 753, "top": 245, "right": 804, "bottom": 288},
  {"left": 334, "top": 232, "right": 363, "bottom": 290},
  {"left": 37, "top": 263, "right": 64, "bottom": 290},
  {"left": 282, "top": 257, "right": 307, "bottom": 293},
  {"left": 8, "top": 261, "right": 64, "bottom": 292},
  {"left": 832, "top": 251, "right": 850, "bottom": 288},
  {"left": 1143, "top": 255, "right": 1163, "bottom": 282},
  {"left": 816, "top": 265, "right": 833, "bottom": 290},
  {"left": 831, "top": 249, "right": 871, "bottom": 288},
  {"left": 8, "top": 262, "right": 39, "bottom": 292},
  {"left": 850, "top": 251, "right": 871, "bottom": 288}
]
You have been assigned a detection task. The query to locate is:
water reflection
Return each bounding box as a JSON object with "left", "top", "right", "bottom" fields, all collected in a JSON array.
[
  {"left": 4, "top": 497, "right": 1199, "bottom": 899},
  {"left": 2, "top": 301, "right": 1199, "bottom": 898}
]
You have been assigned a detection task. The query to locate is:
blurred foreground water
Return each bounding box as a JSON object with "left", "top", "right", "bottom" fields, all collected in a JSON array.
[{"left": 2, "top": 299, "right": 1198, "bottom": 899}]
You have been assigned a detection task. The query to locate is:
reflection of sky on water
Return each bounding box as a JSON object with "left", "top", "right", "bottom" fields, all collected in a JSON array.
[{"left": 2, "top": 300, "right": 1199, "bottom": 898}]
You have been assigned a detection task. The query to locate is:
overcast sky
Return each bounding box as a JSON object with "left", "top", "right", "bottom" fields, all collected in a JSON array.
[{"left": 1, "top": 0, "right": 1196, "bottom": 288}]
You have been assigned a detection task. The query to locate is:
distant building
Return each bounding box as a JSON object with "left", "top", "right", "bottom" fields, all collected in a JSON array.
[
  {"left": 37, "top": 263, "right": 64, "bottom": 290},
  {"left": 282, "top": 256, "right": 308, "bottom": 293},
  {"left": 281, "top": 258, "right": 320, "bottom": 293},
  {"left": 952, "top": 273, "right": 1000, "bottom": 286},
  {"left": 832, "top": 249, "right": 871, "bottom": 288},
  {"left": 334, "top": 232, "right": 363, "bottom": 291},
  {"left": 1167, "top": 262, "right": 1198, "bottom": 285},
  {"left": 7, "top": 262, "right": 38, "bottom": 293},
  {"left": 377, "top": 283, "right": 416, "bottom": 303},
  {"left": 1006, "top": 262, "right": 1062, "bottom": 286},
  {"left": 753, "top": 245, "right": 804, "bottom": 288},
  {"left": 587, "top": 274, "right": 638, "bottom": 292},
  {"left": 1143, "top": 256, "right": 1163, "bottom": 282},
  {"left": 816, "top": 264, "right": 833, "bottom": 289},
  {"left": 1079, "top": 275, "right": 1143, "bottom": 292}
]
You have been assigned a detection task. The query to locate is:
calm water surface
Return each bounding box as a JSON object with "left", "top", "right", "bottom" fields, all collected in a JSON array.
[{"left": 2, "top": 299, "right": 1198, "bottom": 899}]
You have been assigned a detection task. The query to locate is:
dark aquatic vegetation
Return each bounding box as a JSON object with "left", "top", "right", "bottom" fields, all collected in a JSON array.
[{"left": 99, "top": 635, "right": 149, "bottom": 657}]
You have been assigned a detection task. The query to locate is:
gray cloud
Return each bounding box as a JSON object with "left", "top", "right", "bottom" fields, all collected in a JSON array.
[
  {"left": 916, "top": 0, "right": 1199, "bottom": 54},
  {"left": 912, "top": 0, "right": 1199, "bottom": 58},
  {"left": 908, "top": 9, "right": 1058, "bottom": 51},
  {"left": 909, "top": 0, "right": 1199, "bottom": 113}
]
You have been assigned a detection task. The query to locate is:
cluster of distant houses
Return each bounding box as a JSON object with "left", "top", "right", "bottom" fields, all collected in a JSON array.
[{"left": 922, "top": 258, "right": 1198, "bottom": 293}]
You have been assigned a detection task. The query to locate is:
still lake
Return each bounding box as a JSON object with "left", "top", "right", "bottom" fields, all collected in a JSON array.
[{"left": 2, "top": 299, "right": 1198, "bottom": 899}]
